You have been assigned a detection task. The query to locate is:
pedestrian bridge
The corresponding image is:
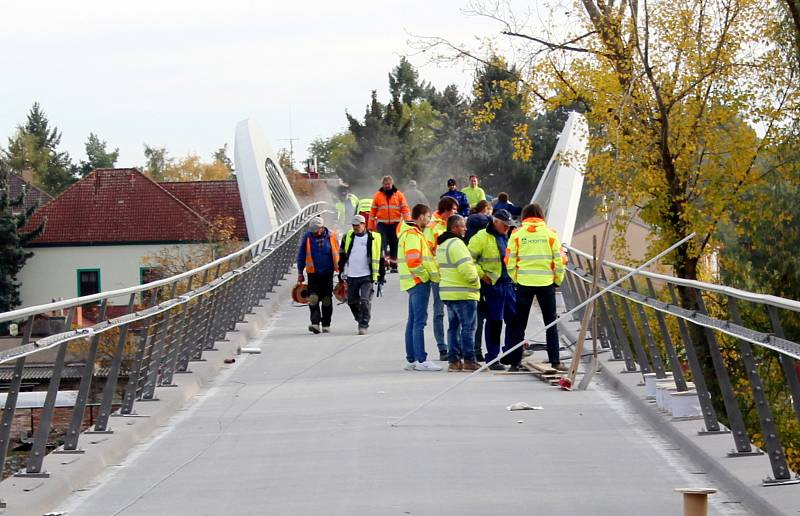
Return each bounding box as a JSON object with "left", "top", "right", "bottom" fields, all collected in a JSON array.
[{"left": 0, "top": 201, "right": 798, "bottom": 515}]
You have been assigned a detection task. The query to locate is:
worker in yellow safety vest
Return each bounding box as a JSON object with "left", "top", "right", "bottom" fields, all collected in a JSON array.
[
  {"left": 503, "top": 203, "right": 566, "bottom": 371},
  {"left": 467, "top": 209, "right": 518, "bottom": 371},
  {"left": 357, "top": 197, "right": 373, "bottom": 225},
  {"left": 338, "top": 214, "right": 385, "bottom": 335},
  {"left": 334, "top": 185, "right": 359, "bottom": 229},
  {"left": 398, "top": 204, "right": 442, "bottom": 371},
  {"left": 435, "top": 214, "right": 481, "bottom": 372},
  {"left": 423, "top": 196, "right": 459, "bottom": 361}
]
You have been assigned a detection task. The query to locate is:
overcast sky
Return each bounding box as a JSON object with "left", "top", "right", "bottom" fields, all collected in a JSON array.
[{"left": 0, "top": 1, "right": 540, "bottom": 169}]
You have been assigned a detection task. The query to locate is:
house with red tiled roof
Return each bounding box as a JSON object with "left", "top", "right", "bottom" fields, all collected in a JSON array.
[{"left": 18, "top": 168, "right": 248, "bottom": 308}]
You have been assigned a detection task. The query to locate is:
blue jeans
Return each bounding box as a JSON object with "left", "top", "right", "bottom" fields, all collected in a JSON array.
[
  {"left": 431, "top": 283, "right": 447, "bottom": 352},
  {"left": 405, "top": 282, "right": 431, "bottom": 363},
  {"left": 444, "top": 300, "right": 477, "bottom": 362}
]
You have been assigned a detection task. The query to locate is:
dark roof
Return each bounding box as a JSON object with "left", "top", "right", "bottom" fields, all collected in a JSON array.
[
  {"left": 159, "top": 180, "right": 248, "bottom": 240},
  {"left": 24, "top": 169, "right": 214, "bottom": 246},
  {"left": 5, "top": 174, "right": 52, "bottom": 215}
]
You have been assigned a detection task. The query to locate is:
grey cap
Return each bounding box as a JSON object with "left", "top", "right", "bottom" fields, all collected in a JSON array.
[
  {"left": 493, "top": 209, "right": 518, "bottom": 227},
  {"left": 308, "top": 217, "right": 324, "bottom": 231},
  {"left": 408, "top": 179, "right": 417, "bottom": 188},
  {"left": 351, "top": 214, "right": 366, "bottom": 225}
]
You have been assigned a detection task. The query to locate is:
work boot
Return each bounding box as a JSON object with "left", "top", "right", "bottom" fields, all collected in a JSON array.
[
  {"left": 463, "top": 361, "right": 481, "bottom": 372},
  {"left": 507, "top": 364, "right": 520, "bottom": 372},
  {"left": 358, "top": 327, "right": 367, "bottom": 335},
  {"left": 488, "top": 362, "right": 507, "bottom": 371},
  {"left": 448, "top": 360, "right": 463, "bottom": 372},
  {"left": 438, "top": 351, "right": 448, "bottom": 361},
  {"left": 308, "top": 324, "right": 321, "bottom": 334},
  {"left": 322, "top": 326, "right": 330, "bottom": 333}
]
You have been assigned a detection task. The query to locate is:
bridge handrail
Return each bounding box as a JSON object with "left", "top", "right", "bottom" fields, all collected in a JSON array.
[
  {"left": 561, "top": 244, "right": 800, "bottom": 486},
  {"left": 563, "top": 244, "right": 800, "bottom": 313},
  {"left": 0, "top": 201, "right": 333, "bottom": 488},
  {"left": 0, "top": 202, "right": 330, "bottom": 324}
]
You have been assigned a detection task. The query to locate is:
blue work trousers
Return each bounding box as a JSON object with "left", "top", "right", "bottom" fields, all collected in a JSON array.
[{"left": 482, "top": 281, "right": 517, "bottom": 363}]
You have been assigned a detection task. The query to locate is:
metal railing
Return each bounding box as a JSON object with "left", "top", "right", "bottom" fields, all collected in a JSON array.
[
  {"left": 561, "top": 244, "right": 800, "bottom": 485},
  {"left": 0, "top": 202, "right": 329, "bottom": 492}
]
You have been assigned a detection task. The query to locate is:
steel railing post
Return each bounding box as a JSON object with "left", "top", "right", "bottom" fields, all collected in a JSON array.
[
  {"left": 628, "top": 277, "right": 667, "bottom": 378},
  {"left": 694, "top": 294, "right": 758, "bottom": 454},
  {"left": 599, "top": 267, "right": 638, "bottom": 371},
  {"left": 21, "top": 309, "right": 76, "bottom": 476},
  {"left": 0, "top": 316, "right": 34, "bottom": 476},
  {"left": 766, "top": 305, "right": 800, "bottom": 423},
  {"left": 61, "top": 300, "right": 108, "bottom": 452},
  {"left": 91, "top": 294, "right": 136, "bottom": 433},
  {"left": 645, "top": 278, "right": 688, "bottom": 391},
  {"left": 667, "top": 284, "right": 722, "bottom": 433},
  {"left": 609, "top": 268, "right": 652, "bottom": 375},
  {"left": 729, "top": 298, "right": 791, "bottom": 481}
]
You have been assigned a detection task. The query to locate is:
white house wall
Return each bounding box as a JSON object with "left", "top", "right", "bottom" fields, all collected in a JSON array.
[{"left": 18, "top": 244, "right": 207, "bottom": 308}]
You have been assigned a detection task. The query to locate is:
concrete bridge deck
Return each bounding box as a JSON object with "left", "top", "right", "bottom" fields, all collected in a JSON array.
[{"left": 51, "top": 276, "right": 748, "bottom": 515}]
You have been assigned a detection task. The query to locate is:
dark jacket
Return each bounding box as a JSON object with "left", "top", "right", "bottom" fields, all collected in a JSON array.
[
  {"left": 440, "top": 190, "right": 470, "bottom": 217},
  {"left": 338, "top": 231, "right": 386, "bottom": 282},
  {"left": 465, "top": 213, "right": 491, "bottom": 242},
  {"left": 437, "top": 231, "right": 464, "bottom": 247},
  {"left": 492, "top": 200, "right": 522, "bottom": 217},
  {"left": 297, "top": 228, "right": 336, "bottom": 275}
]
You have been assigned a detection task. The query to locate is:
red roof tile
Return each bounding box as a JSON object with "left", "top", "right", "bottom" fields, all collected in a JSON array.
[
  {"left": 25, "top": 169, "right": 215, "bottom": 246},
  {"left": 159, "top": 180, "right": 248, "bottom": 240}
]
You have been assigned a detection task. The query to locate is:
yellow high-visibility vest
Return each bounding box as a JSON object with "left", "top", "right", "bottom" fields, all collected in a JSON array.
[
  {"left": 436, "top": 235, "right": 480, "bottom": 301},
  {"left": 341, "top": 230, "right": 383, "bottom": 282},
  {"left": 398, "top": 221, "right": 439, "bottom": 291},
  {"left": 507, "top": 218, "right": 564, "bottom": 286},
  {"left": 467, "top": 228, "right": 509, "bottom": 285}
]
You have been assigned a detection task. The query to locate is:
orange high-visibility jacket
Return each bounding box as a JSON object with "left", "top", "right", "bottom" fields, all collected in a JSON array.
[{"left": 368, "top": 187, "right": 411, "bottom": 230}]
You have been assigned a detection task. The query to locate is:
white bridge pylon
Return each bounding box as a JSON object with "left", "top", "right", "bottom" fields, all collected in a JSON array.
[
  {"left": 530, "top": 111, "right": 588, "bottom": 245},
  {"left": 234, "top": 118, "right": 301, "bottom": 242}
]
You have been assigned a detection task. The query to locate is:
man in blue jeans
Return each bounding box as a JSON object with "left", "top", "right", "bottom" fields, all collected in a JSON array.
[
  {"left": 398, "top": 204, "right": 442, "bottom": 371},
  {"left": 424, "top": 196, "right": 459, "bottom": 361},
  {"left": 435, "top": 215, "right": 481, "bottom": 372}
]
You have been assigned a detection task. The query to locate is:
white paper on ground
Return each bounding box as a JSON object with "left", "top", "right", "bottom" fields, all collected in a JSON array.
[{"left": 506, "top": 402, "right": 544, "bottom": 411}]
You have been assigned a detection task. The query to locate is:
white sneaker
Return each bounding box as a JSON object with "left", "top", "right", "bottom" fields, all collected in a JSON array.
[
  {"left": 415, "top": 360, "right": 443, "bottom": 371},
  {"left": 404, "top": 362, "right": 418, "bottom": 371}
]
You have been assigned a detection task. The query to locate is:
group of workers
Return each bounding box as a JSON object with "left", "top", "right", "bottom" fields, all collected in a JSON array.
[{"left": 300, "top": 174, "right": 565, "bottom": 374}]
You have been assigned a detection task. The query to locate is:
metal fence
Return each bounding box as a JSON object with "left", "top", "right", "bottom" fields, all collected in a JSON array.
[
  {"left": 0, "top": 202, "right": 328, "bottom": 497},
  {"left": 561, "top": 244, "right": 800, "bottom": 486}
]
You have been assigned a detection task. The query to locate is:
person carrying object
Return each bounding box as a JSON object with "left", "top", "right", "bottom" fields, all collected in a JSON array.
[
  {"left": 338, "top": 214, "right": 385, "bottom": 335},
  {"left": 297, "top": 217, "right": 339, "bottom": 334}
]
